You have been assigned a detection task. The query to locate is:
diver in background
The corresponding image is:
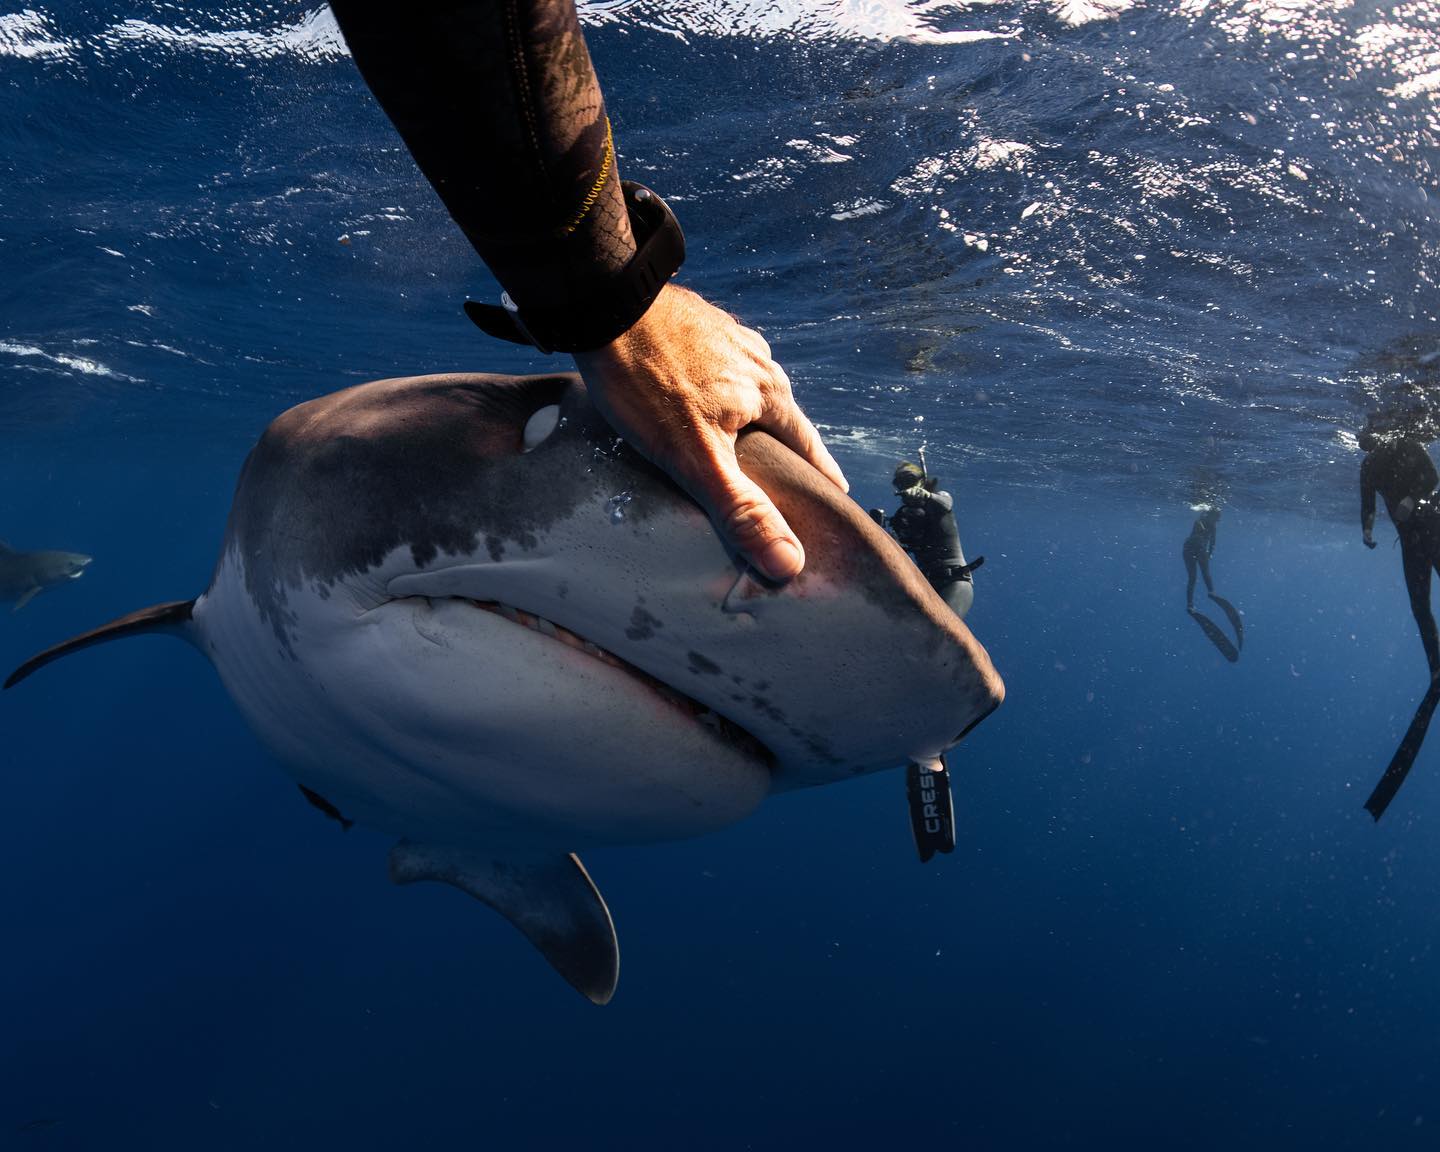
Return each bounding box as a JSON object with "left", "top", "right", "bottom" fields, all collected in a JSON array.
[
  {"left": 872, "top": 459, "right": 984, "bottom": 864},
  {"left": 1360, "top": 426, "right": 1440, "bottom": 821},
  {"left": 1360, "top": 429, "right": 1440, "bottom": 682},
  {"left": 876, "top": 461, "right": 983, "bottom": 620},
  {"left": 1182, "top": 506, "right": 1220, "bottom": 612},
  {"left": 1181, "top": 505, "right": 1243, "bottom": 662}
]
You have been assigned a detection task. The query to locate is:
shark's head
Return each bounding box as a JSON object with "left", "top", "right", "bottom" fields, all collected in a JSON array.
[
  {"left": 40, "top": 551, "right": 91, "bottom": 584},
  {"left": 212, "top": 372, "right": 1002, "bottom": 806}
]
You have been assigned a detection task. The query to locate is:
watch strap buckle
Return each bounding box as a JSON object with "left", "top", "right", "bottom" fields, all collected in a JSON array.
[{"left": 462, "top": 295, "right": 552, "bottom": 355}]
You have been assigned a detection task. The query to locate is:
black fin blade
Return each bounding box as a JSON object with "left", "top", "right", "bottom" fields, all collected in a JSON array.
[
  {"left": 907, "top": 758, "right": 956, "bottom": 864},
  {"left": 1208, "top": 594, "right": 1244, "bottom": 651},
  {"left": 1365, "top": 684, "right": 1440, "bottom": 822},
  {"left": 1188, "top": 607, "right": 1239, "bottom": 663},
  {"left": 5, "top": 600, "right": 195, "bottom": 690}
]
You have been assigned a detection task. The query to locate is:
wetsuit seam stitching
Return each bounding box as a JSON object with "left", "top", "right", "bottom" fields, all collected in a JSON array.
[
  {"left": 556, "top": 117, "right": 614, "bottom": 238},
  {"left": 504, "top": 0, "right": 554, "bottom": 226}
]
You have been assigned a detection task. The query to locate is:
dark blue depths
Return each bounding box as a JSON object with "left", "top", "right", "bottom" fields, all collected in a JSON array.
[{"left": 5, "top": 1, "right": 1440, "bottom": 1148}]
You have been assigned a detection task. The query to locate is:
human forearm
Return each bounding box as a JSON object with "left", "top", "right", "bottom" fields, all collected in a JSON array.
[{"left": 332, "top": 1, "right": 849, "bottom": 582}]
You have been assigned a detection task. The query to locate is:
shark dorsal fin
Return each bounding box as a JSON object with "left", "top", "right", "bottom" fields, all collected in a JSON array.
[{"left": 388, "top": 842, "right": 619, "bottom": 1005}]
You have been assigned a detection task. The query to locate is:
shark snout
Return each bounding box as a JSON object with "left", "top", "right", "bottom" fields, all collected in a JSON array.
[{"left": 67, "top": 556, "right": 92, "bottom": 579}]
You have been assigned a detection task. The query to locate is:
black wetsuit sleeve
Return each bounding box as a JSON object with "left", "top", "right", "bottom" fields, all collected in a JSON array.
[
  {"left": 1360, "top": 454, "right": 1376, "bottom": 530},
  {"left": 328, "top": 1, "right": 635, "bottom": 312}
]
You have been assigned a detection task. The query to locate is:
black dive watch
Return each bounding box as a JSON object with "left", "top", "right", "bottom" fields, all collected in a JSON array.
[{"left": 464, "top": 180, "right": 686, "bottom": 355}]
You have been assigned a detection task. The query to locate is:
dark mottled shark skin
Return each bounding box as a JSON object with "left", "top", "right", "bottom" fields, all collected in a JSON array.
[{"left": 224, "top": 373, "right": 615, "bottom": 649}]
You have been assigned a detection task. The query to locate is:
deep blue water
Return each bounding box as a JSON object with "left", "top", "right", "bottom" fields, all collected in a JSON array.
[{"left": 5, "top": 1, "right": 1440, "bottom": 1148}]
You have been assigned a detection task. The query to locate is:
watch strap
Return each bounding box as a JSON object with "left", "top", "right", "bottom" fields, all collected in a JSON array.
[{"left": 465, "top": 181, "right": 685, "bottom": 354}]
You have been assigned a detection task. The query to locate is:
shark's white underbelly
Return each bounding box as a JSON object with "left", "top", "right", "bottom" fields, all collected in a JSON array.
[{"left": 194, "top": 551, "right": 771, "bottom": 853}]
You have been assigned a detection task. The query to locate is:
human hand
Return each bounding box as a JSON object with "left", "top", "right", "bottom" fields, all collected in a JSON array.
[
  {"left": 1364, "top": 535, "right": 1377, "bottom": 550},
  {"left": 900, "top": 484, "right": 927, "bottom": 505},
  {"left": 572, "top": 282, "right": 848, "bottom": 581}
]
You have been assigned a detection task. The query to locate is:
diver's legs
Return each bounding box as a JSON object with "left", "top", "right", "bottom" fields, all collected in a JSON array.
[
  {"left": 1197, "top": 552, "right": 1215, "bottom": 597},
  {"left": 936, "top": 578, "right": 974, "bottom": 620},
  {"left": 1183, "top": 546, "right": 1198, "bottom": 609},
  {"left": 1400, "top": 531, "right": 1440, "bottom": 679}
]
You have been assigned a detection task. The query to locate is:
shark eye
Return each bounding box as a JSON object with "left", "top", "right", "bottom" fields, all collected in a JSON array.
[{"left": 522, "top": 404, "right": 561, "bottom": 453}]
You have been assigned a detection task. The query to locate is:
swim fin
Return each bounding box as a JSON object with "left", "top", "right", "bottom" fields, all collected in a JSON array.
[
  {"left": 1365, "top": 683, "right": 1440, "bottom": 821},
  {"left": 1187, "top": 606, "right": 1239, "bottom": 663},
  {"left": 1209, "top": 594, "right": 1244, "bottom": 652},
  {"left": 906, "top": 757, "right": 956, "bottom": 863}
]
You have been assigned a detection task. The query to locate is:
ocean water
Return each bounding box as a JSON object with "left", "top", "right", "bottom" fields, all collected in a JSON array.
[{"left": 4, "top": 1, "right": 1440, "bottom": 1147}]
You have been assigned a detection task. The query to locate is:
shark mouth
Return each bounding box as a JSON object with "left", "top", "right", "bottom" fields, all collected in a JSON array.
[{"left": 466, "top": 599, "right": 772, "bottom": 766}]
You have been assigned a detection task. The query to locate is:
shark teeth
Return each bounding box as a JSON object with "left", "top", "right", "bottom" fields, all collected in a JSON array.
[{"left": 466, "top": 598, "right": 769, "bottom": 764}]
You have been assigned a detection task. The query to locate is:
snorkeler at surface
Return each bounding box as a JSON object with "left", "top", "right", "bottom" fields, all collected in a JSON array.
[
  {"left": 1360, "top": 429, "right": 1440, "bottom": 682},
  {"left": 1181, "top": 506, "right": 1242, "bottom": 661},
  {"left": 327, "top": 1, "right": 847, "bottom": 584},
  {"left": 874, "top": 461, "right": 983, "bottom": 620}
]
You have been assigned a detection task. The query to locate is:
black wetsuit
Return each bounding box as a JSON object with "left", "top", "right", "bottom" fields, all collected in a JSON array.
[
  {"left": 330, "top": 1, "right": 635, "bottom": 316},
  {"left": 1182, "top": 516, "right": 1216, "bottom": 610},
  {"left": 1361, "top": 438, "right": 1440, "bottom": 675},
  {"left": 890, "top": 483, "right": 970, "bottom": 859},
  {"left": 890, "top": 486, "right": 973, "bottom": 619}
]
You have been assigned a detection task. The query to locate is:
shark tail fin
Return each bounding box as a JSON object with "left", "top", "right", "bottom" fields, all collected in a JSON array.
[
  {"left": 4, "top": 599, "right": 195, "bottom": 690},
  {"left": 389, "top": 841, "right": 619, "bottom": 1005}
]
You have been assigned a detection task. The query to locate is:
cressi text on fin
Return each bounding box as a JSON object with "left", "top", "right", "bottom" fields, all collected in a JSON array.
[{"left": 906, "top": 757, "right": 956, "bottom": 864}]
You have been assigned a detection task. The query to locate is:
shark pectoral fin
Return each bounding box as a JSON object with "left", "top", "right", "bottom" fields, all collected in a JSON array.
[
  {"left": 5, "top": 599, "right": 195, "bottom": 689},
  {"left": 388, "top": 841, "right": 619, "bottom": 1005},
  {"left": 12, "top": 587, "right": 39, "bottom": 612}
]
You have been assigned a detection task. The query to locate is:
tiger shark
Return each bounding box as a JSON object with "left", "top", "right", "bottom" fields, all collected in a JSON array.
[
  {"left": 6, "top": 372, "right": 1003, "bottom": 1003},
  {"left": 0, "top": 541, "right": 90, "bottom": 611}
]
